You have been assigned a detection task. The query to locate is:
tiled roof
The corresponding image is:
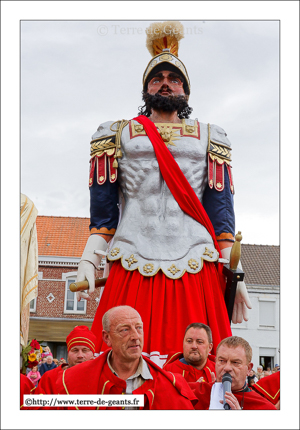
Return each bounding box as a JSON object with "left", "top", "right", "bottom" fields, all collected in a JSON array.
[
  {"left": 36, "top": 216, "right": 280, "bottom": 286},
  {"left": 241, "top": 244, "right": 280, "bottom": 287},
  {"left": 36, "top": 216, "right": 90, "bottom": 258}
]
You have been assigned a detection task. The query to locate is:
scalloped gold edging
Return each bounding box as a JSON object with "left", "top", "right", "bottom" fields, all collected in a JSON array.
[{"left": 107, "top": 251, "right": 218, "bottom": 280}]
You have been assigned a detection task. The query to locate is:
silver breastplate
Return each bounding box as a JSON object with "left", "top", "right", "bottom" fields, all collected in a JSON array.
[{"left": 107, "top": 119, "right": 218, "bottom": 279}]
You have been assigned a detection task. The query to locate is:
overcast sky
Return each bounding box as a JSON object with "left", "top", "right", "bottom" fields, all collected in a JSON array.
[{"left": 20, "top": 19, "right": 280, "bottom": 245}]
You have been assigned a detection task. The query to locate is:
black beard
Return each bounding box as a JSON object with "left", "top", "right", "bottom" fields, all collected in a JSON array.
[{"left": 138, "top": 92, "right": 193, "bottom": 119}]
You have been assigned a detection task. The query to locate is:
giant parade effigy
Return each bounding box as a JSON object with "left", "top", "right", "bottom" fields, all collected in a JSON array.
[{"left": 75, "top": 21, "right": 252, "bottom": 366}]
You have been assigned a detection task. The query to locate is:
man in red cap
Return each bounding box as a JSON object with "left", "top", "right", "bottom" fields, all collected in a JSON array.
[
  {"left": 35, "top": 325, "right": 96, "bottom": 395},
  {"left": 163, "top": 323, "right": 215, "bottom": 383},
  {"left": 53, "top": 306, "right": 197, "bottom": 410}
]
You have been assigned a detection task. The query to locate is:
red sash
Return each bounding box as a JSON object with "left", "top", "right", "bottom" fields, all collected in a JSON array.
[{"left": 132, "top": 115, "right": 222, "bottom": 256}]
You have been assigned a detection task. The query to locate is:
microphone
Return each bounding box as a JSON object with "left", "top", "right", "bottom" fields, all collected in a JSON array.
[{"left": 222, "top": 373, "right": 232, "bottom": 410}]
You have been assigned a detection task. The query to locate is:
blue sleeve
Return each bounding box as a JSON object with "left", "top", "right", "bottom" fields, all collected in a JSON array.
[
  {"left": 89, "top": 159, "right": 119, "bottom": 232},
  {"left": 202, "top": 166, "right": 235, "bottom": 237},
  {"left": 39, "top": 364, "right": 45, "bottom": 377}
]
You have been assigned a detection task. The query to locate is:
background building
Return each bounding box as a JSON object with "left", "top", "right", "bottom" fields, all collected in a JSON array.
[
  {"left": 29, "top": 216, "right": 104, "bottom": 360},
  {"left": 29, "top": 216, "right": 280, "bottom": 368},
  {"left": 231, "top": 244, "right": 280, "bottom": 371}
]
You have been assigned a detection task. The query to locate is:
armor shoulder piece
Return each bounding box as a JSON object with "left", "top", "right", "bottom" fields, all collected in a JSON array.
[
  {"left": 207, "top": 124, "right": 232, "bottom": 164},
  {"left": 89, "top": 120, "right": 128, "bottom": 187},
  {"left": 90, "top": 120, "right": 127, "bottom": 157},
  {"left": 209, "top": 124, "right": 231, "bottom": 148},
  {"left": 207, "top": 124, "right": 234, "bottom": 193},
  {"left": 91, "top": 121, "right": 117, "bottom": 140}
]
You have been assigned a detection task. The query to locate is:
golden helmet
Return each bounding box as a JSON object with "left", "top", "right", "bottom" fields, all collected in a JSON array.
[{"left": 143, "top": 21, "right": 190, "bottom": 95}]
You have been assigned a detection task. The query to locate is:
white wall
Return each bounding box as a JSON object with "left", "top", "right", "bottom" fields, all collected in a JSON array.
[{"left": 231, "top": 289, "right": 280, "bottom": 370}]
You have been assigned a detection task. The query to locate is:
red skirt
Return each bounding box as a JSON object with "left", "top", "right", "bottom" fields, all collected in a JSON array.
[{"left": 92, "top": 260, "right": 231, "bottom": 367}]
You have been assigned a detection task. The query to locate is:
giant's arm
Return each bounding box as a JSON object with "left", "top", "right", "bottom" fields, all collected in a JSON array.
[
  {"left": 202, "top": 165, "right": 235, "bottom": 249},
  {"left": 202, "top": 124, "right": 251, "bottom": 323},
  {"left": 76, "top": 122, "right": 119, "bottom": 300}
]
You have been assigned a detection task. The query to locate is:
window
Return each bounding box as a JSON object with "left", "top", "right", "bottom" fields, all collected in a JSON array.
[
  {"left": 64, "top": 276, "right": 86, "bottom": 314},
  {"left": 29, "top": 297, "right": 37, "bottom": 312},
  {"left": 259, "top": 299, "right": 275, "bottom": 327},
  {"left": 259, "top": 355, "right": 274, "bottom": 370},
  {"left": 259, "top": 348, "right": 276, "bottom": 370},
  {"left": 55, "top": 344, "right": 68, "bottom": 362}
]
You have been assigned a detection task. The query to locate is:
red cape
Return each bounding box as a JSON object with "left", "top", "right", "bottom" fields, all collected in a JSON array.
[
  {"left": 20, "top": 373, "right": 35, "bottom": 409},
  {"left": 132, "top": 115, "right": 222, "bottom": 255},
  {"left": 190, "top": 381, "right": 277, "bottom": 410},
  {"left": 252, "top": 371, "right": 280, "bottom": 405},
  {"left": 163, "top": 352, "right": 216, "bottom": 383},
  {"left": 55, "top": 349, "right": 198, "bottom": 410},
  {"left": 133, "top": 115, "right": 225, "bottom": 291}
]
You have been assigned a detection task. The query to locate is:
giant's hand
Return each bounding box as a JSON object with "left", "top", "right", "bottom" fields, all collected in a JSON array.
[
  {"left": 76, "top": 261, "right": 96, "bottom": 301},
  {"left": 76, "top": 235, "right": 108, "bottom": 302},
  {"left": 232, "top": 280, "right": 252, "bottom": 323},
  {"left": 221, "top": 246, "right": 252, "bottom": 324}
]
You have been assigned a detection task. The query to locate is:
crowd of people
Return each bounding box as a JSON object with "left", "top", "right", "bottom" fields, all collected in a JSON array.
[
  {"left": 25, "top": 346, "right": 67, "bottom": 387},
  {"left": 247, "top": 364, "right": 280, "bottom": 387},
  {"left": 20, "top": 305, "right": 280, "bottom": 410}
]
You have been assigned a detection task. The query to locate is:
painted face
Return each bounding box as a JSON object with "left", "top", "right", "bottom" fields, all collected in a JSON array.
[
  {"left": 215, "top": 345, "right": 253, "bottom": 391},
  {"left": 147, "top": 70, "right": 185, "bottom": 97},
  {"left": 183, "top": 328, "right": 213, "bottom": 368},
  {"left": 67, "top": 345, "right": 94, "bottom": 367},
  {"left": 103, "top": 308, "right": 144, "bottom": 364}
]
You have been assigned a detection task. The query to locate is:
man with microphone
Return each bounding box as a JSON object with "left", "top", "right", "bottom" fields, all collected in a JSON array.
[{"left": 190, "top": 336, "right": 276, "bottom": 410}]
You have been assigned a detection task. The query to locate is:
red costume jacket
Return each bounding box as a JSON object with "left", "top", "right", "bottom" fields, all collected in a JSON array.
[
  {"left": 20, "top": 373, "right": 35, "bottom": 409},
  {"left": 35, "top": 363, "right": 68, "bottom": 395},
  {"left": 54, "top": 350, "right": 198, "bottom": 410},
  {"left": 163, "top": 352, "right": 216, "bottom": 383},
  {"left": 190, "top": 381, "right": 277, "bottom": 410},
  {"left": 252, "top": 371, "right": 280, "bottom": 406},
  {"left": 32, "top": 363, "right": 68, "bottom": 410}
]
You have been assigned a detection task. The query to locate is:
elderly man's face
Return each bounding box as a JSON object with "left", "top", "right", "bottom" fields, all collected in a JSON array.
[
  {"left": 46, "top": 356, "right": 53, "bottom": 364},
  {"left": 215, "top": 345, "right": 253, "bottom": 391},
  {"left": 183, "top": 328, "right": 213, "bottom": 368},
  {"left": 103, "top": 308, "right": 144, "bottom": 364}
]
